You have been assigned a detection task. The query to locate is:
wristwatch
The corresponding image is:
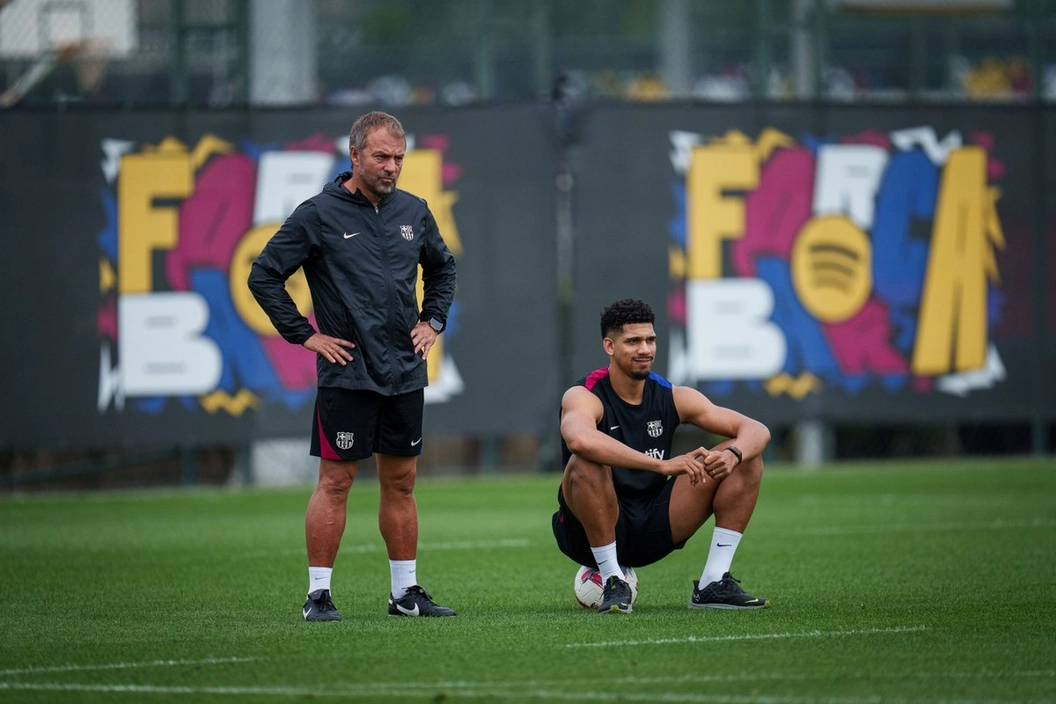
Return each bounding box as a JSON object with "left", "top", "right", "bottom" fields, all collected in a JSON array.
[
  {"left": 726, "top": 445, "right": 743, "bottom": 465},
  {"left": 425, "top": 317, "right": 444, "bottom": 333}
]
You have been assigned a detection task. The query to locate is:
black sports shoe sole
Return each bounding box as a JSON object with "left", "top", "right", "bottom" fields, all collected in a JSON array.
[
  {"left": 687, "top": 600, "right": 769, "bottom": 610},
  {"left": 688, "top": 575, "right": 770, "bottom": 610}
]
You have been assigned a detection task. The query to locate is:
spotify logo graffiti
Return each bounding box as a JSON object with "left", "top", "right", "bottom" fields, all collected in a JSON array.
[{"left": 791, "top": 215, "right": 872, "bottom": 323}]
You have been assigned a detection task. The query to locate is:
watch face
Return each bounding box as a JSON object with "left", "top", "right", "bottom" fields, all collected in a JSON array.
[{"left": 429, "top": 318, "right": 442, "bottom": 332}]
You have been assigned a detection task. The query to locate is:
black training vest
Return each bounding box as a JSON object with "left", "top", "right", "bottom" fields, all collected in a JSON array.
[{"left": 562, "top": 367, "right": 680, "bottom": 498}]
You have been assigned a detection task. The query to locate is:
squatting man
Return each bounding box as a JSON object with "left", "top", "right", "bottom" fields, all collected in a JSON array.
[{"left": 552, "top": 298, "right": 771, "bottom": 613}]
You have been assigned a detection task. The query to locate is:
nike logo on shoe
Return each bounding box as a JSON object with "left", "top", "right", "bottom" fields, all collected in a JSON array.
[{"left": 396, "top": 603, "right": 420, "bottom": 616}]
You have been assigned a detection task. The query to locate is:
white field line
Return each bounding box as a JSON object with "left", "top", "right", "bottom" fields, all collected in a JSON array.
[
  {"left": 566, "top": 625, "right": 927, "bottom": 648},
  {"left": 355, "top": 538, "right": 530, "bottom": 552},
  {"left": 793, "top": 517, "right": 1055, "bottom": 537},
  {"left": 1, "top": 655, "right": 1051, "bottom": 703},
  {"left": 252, "top": 537, "right": 530, "bottom": 559},
  {"left": 253, "top": 518, "right": 1054, "bottom": 559},
  {"left": 0, "top": 657, "right": 257, "bottom": 677}
]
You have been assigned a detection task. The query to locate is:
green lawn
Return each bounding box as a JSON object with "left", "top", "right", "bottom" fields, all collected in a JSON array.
[{"left": 1, "top": 457, "right": 1054, "bottom": 703}]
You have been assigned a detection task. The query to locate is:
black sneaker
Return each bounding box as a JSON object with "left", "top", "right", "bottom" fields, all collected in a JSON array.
[
  {"left": 688, "top": 572, "right": 770, "bottom": 610},
  {"left": 598, "top": 575, "right": 633, "bottom": 614},
  {"left": 387, "top": 585, "right": 456, "bottom": 617},
  {"left": 302, "top": 589, "right": 341, "bottom": 621}
]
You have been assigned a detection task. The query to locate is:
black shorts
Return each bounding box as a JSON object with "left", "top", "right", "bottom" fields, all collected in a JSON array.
[
  {"left": 310, "top": 387, "right": 424, "bottom": 461},
  {"left": 551, "top": 478, "right": 687, "bottom": 569}
]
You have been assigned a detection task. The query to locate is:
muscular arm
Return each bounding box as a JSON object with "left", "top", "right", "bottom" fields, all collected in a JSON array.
[
  {"left": 673, "top": 385, "right": 771, "bottom": 477},
  {"left": 560, "top": 386, "right": 706, "bottom": 482}
]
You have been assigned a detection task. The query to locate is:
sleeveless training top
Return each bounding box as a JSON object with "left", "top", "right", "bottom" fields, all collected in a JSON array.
[{"left": 561, "top": 367, "right": 681, "bottom": 498}]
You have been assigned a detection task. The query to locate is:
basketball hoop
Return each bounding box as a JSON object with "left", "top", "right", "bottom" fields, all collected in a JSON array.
[
  {"left": 0, "top": 38, "right": 109, "bottom": 107},
  {"left": 72, "top": 37, "right": 112, "bottom": 93},
  {"left": 0, "top": 0, "right": 132, "bottom": 106}
]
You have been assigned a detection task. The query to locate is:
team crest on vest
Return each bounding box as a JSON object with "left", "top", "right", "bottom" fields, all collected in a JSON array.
[
  {"left": 335, "top": 432, "right": 354, "bottom": 450},
  {"left": 400, "top": 225, "right": 414, "bottom": 241},
  {"left": 647, "top": 420, "right": 663, "bottom": 438}
]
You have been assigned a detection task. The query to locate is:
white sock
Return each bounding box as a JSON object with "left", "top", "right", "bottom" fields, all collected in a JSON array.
[
  {"left": 590, "top": 541, "right": 623, "bottom": 582},
  {"left": 389, "top": 559, "right": 417, "bottom": 598},
  {"left": 308, "top": 566, "right": 332, "bottom": 595},
  {"left": 700, "top": 527, "right": 742, "bottom": 587}
]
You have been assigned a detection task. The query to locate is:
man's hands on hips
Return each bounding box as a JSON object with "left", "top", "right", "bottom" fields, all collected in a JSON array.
[
  {"left": 304, "top": 333, "right": 355, "bottom": 365},
  {"left": 303, "top": 322, "right": 437, "bottom": 366},
  {"left": 410, "top": 321, "right": 438, "bottom": 360}
]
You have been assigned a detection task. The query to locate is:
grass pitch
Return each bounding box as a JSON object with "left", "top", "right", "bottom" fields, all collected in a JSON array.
[{"left": 1, "top": 457, "right": 1054, "bottom": 703}]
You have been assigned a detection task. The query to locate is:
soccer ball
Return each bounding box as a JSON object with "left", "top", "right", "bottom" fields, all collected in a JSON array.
[{"left": 574, "top": 565, "right": 639, "bottom": 609}]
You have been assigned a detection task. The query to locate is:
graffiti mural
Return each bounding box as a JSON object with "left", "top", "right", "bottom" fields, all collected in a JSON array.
[
  {"left": 666, "top": 126, "right": 1006, "bottom": 399},
  {"left": 95, "top": 133, "right": 464, "bottom": 417}
]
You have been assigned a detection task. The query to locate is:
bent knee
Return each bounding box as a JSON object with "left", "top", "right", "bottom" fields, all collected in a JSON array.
[
  {"left": 739, "top": 454, "right": 764, "bottom": 484},
  {"left": 562, "top": 456, "right": 617, "bottom": 505},
  {"left": 565, "top": 455, "right": 611, "bottom": 487}
]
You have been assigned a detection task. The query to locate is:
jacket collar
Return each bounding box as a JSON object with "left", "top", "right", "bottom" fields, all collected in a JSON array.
[{"left": 331, "top": 171, "right": 393, "bottom": 207}]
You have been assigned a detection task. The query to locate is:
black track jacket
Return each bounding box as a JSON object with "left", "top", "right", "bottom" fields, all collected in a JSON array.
[{"left": 248, "top": 172, "right": 457, "bottom": 396}]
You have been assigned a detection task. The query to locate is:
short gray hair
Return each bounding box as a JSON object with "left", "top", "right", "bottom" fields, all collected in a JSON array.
[{"left": 348, "top": 111, "right": 406, "bottom": 153}]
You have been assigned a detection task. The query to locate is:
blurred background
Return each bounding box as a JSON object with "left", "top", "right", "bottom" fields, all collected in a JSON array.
[
  {"left": 2, "top": 0, "right": 1054, "bottom": 107},
  {"left": 1, "top": 0, "right": 1053, "bottom": 490}
]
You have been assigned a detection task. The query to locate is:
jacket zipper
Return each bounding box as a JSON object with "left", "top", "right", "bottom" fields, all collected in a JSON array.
[{"left": 376, "top": 202, "right": 399, "bottom": 389}]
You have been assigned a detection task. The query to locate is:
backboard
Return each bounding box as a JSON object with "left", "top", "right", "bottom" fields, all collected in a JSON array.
[{"left": 0, "top": 0, "right": 136, "bottom": 59}]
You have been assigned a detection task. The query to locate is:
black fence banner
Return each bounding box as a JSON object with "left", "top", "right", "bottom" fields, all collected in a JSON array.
[{"left": 0, "top": 103, "right": 1051, "bottom": 450}]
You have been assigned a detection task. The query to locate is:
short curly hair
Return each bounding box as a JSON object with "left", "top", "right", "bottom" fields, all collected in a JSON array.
[{"left": 599, "top": 299, "right": 655, "bottom": 338}]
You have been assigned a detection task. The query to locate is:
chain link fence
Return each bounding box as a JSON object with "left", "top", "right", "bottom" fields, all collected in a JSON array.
[
  {"left": 0, "top": 0, "right": 244, "bottom": 107},
  {"left": 2, "top": 0, "right": 1053, "bottom": 108}
]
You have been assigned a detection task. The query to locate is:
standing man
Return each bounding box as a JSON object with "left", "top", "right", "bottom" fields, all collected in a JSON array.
[
  {"left": 249, "top": 111, "right": 458, "bottom": 621},
  {"left": 553, "top": 299, "right": 771, "bottom": 613}
]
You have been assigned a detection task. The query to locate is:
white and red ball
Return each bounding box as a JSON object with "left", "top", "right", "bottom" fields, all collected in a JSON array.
[{"left": 574, "top": 565, "right": 639, "bottom": 609}]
